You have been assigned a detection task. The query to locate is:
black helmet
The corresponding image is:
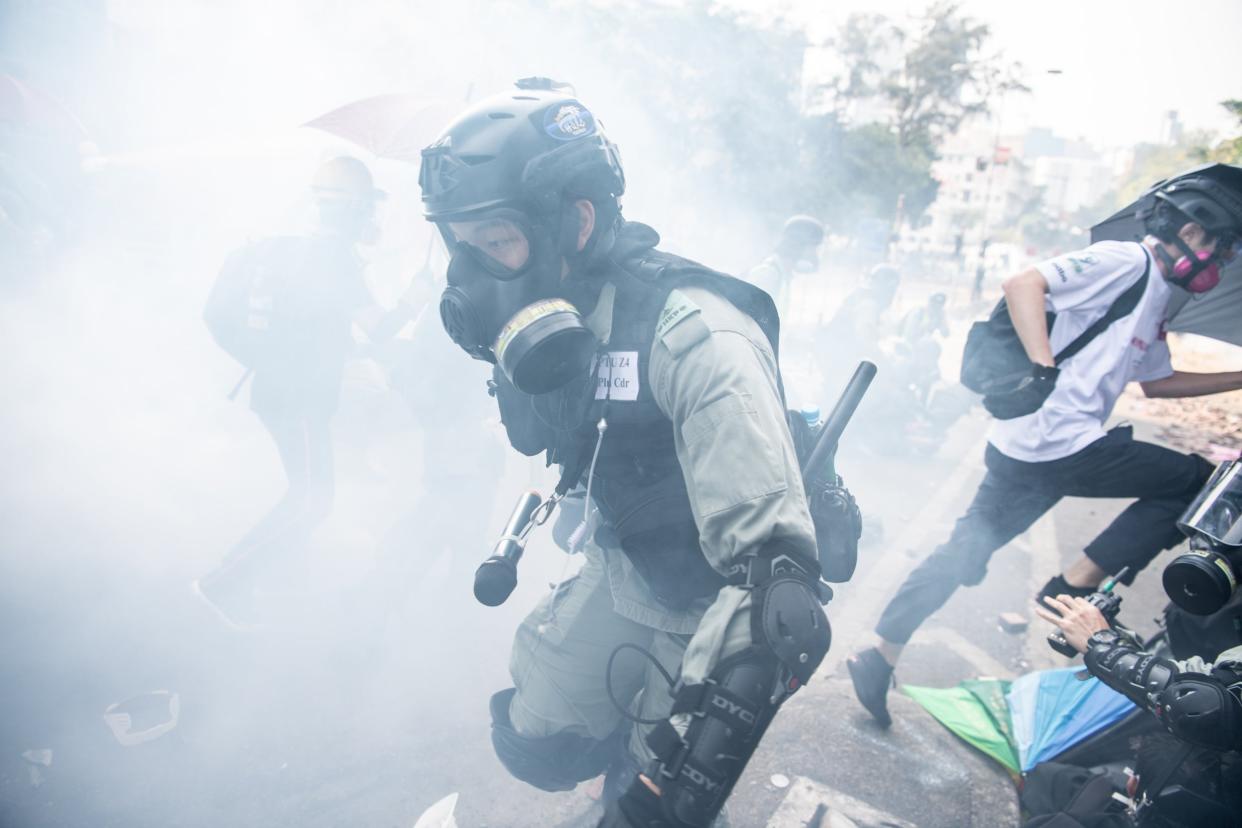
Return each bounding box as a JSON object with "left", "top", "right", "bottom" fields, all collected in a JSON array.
[
  {"left": 866, "top": 263, "right": 900, "bottom": 286},
  {"left": 1138, "top": 163, "right": 1242, "bottom": 244},
  {"left": 419, "top": 78, "right": 625, "bottom": 224},
  {"left": 779, "top": 214, "right": 825, "bottom": 247}
]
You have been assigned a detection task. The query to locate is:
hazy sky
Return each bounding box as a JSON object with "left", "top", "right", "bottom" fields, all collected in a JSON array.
[{"left": 784, "top": 0, "right": 1242, "bottom": 150}]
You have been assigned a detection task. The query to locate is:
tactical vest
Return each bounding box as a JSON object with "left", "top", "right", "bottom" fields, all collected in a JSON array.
[{"left": 492, "top": 222, "right": 783, "bottom": 609}]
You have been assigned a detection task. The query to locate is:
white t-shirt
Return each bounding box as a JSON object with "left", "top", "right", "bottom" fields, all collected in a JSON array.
[{"left": 988, "top": 241, "right": 1175, "bottom": 462}]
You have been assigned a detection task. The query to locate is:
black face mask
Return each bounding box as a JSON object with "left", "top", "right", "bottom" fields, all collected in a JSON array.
[{"left": 438, "top": 214, "right": 598, "bottom": 396}]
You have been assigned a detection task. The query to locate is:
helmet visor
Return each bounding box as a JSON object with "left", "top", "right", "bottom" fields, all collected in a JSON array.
[
  {"left": 1179, "top": 460, "right": 1242, "bottom": 546},
  {"left": 441, "top": 210, "right": 533, "bottom": 278}
]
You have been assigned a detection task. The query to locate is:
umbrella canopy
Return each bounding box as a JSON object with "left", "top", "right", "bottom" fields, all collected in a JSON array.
[
  {"left": 0, "top": 73, "right": 90, "bottom": 143},
  {"left": 905, "top": 668, "right": 1135, "bottom": 776},
  {"left": 1006, "top": 667, "right": 1134, "bottom": 772},
  {"left": 1091, "top": 163, "right": 1242, "bottom": 347},
  {"left": 902, "top": 679, "right": 1020, "bottom": 774},
  {"left": 303, "top": 95, "right": 458, "bottom": 163}
]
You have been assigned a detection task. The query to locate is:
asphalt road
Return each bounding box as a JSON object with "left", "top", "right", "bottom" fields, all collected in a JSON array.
[{"left": 0, "top": 273, "right": 1200, "bottom": 828}]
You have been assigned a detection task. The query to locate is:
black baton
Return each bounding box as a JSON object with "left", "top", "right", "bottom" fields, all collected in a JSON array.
[{"left": 803, "top": 361, "right": 877, "bottom": 487}]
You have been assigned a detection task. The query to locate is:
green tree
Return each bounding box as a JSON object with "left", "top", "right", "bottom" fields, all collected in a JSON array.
[
  {"left": 574, "top": 0, "right": 808, "bottom": 218},
  {"left": 807, "top": 3, "right": 1021, "bottom": 230},
  {"left": 571, "top": 0, "right": 1017, "bottom": 236},
  {"left": 1208, "top": 99, "right": 1242, "bottom": 163}
]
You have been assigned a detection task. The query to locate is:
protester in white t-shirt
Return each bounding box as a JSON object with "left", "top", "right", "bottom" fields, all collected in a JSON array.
[
  {"left": 989, "top": 240, "right": 1173, "bottom": 462},
  {"left": 847, "top": 177, "right": 1242, "bottom": 727}
]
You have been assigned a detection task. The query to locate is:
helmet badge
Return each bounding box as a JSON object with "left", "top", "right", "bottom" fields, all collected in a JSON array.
[{"left": 544, "top": 101, "right": 596, "bottom": 141}]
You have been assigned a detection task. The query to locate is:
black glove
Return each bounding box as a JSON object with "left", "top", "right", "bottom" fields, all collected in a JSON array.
[
  {"left": 982, "top": 363, "right": 1059, "bottom": 420},
  {"left": 808, "top": 476, "right": 862, "bottom": 583}
]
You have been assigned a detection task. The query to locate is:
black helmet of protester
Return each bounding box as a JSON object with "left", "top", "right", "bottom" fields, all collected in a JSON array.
[
  {"left": 779, "top": 214, "right": 825, "bottom": 247},
  {"left": 1139, "top": 163, "right": 1242, "bottom": 246},
  {"left": 776, "top": 214, "right": 825, "bottom": 270},
  {"left": 419, "top": 78, "right": 625, "bottom": 237}
]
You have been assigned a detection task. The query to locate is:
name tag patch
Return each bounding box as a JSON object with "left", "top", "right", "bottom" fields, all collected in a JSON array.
[{"left": 594, "top": 351, "right": 639, "bottom": 401}]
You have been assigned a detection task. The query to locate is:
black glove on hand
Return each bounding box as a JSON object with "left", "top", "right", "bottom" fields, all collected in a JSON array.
[
  {"left": 808, "top": 477, "right": 862, "bottom": 583},
  {"left": 982, "top": 363, "right": 1059, "bottom": 420}
]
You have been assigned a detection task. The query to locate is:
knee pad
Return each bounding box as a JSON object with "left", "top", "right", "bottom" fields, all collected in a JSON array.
[
  {"left": 488, "top": 688, "right": 620, "bottom": 792},
  {"left": 644, "top": 578, "right": 830, "bottom": 826}
]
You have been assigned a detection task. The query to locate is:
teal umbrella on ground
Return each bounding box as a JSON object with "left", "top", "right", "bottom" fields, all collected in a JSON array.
[
  {"left": 904, "top": 667, "right": 1136, "bottom": 776},
  {"left": 903, "top": 679, "right": 1020, "bottom": 774},
  {"left": 1007, "top": 667, "right": 1134, "bottom": 772}
]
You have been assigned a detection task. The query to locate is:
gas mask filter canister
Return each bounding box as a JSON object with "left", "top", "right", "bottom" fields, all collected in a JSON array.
[
  {"left": 1170, "top": 460, "right": 1242, "bottom": 614},
  {"left": 494, "top": 298, "right": 597, "bottom": 395}
]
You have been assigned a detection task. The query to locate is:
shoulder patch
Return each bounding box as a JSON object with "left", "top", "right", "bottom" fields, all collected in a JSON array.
[
  {"left": 656, "top": 289, "right": 710, "bottom": 357},
  {"left": 657, "top": 289, "right": 701, "bottom": 338}
]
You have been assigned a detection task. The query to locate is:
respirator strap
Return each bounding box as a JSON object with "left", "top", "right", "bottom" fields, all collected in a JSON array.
[{"left": 556, "top": 197, "right": 581, "bottom": 259}]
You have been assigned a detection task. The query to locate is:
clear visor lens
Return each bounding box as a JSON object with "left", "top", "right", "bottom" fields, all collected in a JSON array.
[
  {"left": 445, "top": 216, "right": 532, "bottom": 273},
  {"left": 1179, "top": 461, "right": 1242, "bottom": 545}
]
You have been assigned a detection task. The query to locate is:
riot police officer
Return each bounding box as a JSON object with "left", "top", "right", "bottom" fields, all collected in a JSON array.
[{"left": 419, "top": 79, "right": 831, "bottom": 827}]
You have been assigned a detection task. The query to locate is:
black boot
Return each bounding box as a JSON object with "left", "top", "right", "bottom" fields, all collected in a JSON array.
[{"left": 848, "top": 647, "right": 896, "bottom": 728}]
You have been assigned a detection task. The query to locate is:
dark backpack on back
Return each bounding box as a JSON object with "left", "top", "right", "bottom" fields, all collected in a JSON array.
[
  {"left": 203, "top": 236, "right": 312, "bottom": 369},
  {"left": 960, "top": 250, "right": 1151, "bottom": 419}
]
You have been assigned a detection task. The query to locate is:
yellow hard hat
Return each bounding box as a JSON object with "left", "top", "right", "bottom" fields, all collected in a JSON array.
[{"left": 311, "top": 156, "right": 386, "bottom": 203}]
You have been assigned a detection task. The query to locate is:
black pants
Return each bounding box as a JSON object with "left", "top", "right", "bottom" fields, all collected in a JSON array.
[
  {"left": 203, "top": 407, "right": 335, "bottom": 593},
  {"left": 875, "top": 426, "right": 1213, "bottom": 645}
]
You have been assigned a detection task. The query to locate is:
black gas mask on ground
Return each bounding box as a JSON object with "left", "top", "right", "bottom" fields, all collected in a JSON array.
[
  {"left": 436, "top": 206, "right": 598, "bottom": 395},
  {"left": 1169, "top": 460, "right": 1242, "bottom": 615}
]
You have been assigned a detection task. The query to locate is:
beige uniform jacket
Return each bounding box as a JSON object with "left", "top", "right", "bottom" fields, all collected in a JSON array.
[
  {"left": 1181, "top": 644, "right": 1242, "bottom": 676},
  {"left": 582, "top": 283, "right": 817, "bottom": 680}
]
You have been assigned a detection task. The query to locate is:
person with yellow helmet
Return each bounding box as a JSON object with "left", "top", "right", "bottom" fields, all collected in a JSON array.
[{"left": 196, "top": 156, "right": 428, "bottom": 629}]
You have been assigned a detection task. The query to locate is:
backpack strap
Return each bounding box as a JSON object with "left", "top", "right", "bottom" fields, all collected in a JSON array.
[{"left": 1053, "top": 247, "right": 1152, "bottom": 365}]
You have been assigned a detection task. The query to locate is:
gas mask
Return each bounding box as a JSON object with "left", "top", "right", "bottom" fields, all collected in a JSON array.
[
  {"left": 1169, "top": 460, "right": 1242, "bottom": 614},
  {"left": 436, "top": 208, "right": 598, "bottom": 395},
  {"left": 1160, "top": 233, "right": 1238, "bottom": 294},
  {"left": 792, "top": 247, "right": 820, "bottom": 273},
  {"left": 1170, "top": 248, "right": 1222, "bottom": 293},
  {"left": 317, "top": 199, "right": 381, "bottom": 246}
]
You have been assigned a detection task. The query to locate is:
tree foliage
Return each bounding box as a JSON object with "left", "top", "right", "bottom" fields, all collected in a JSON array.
[
  {"left": 570, "top": 0, "right": 1016, "bottom": 238},
  {"left": 1207, "top": 99, "right": 1242, "bottom": 164},
  {"left": 806, "top": 2, "right": 1019, "bottom": 230}
]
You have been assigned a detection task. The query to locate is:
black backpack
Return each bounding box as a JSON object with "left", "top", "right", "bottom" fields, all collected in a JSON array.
[
  {"left": 960, "top": 250, "right": 1151, "bottom": 419},
  {"left": 203, "top": 236, "right": 314, "bottom": 369}
]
